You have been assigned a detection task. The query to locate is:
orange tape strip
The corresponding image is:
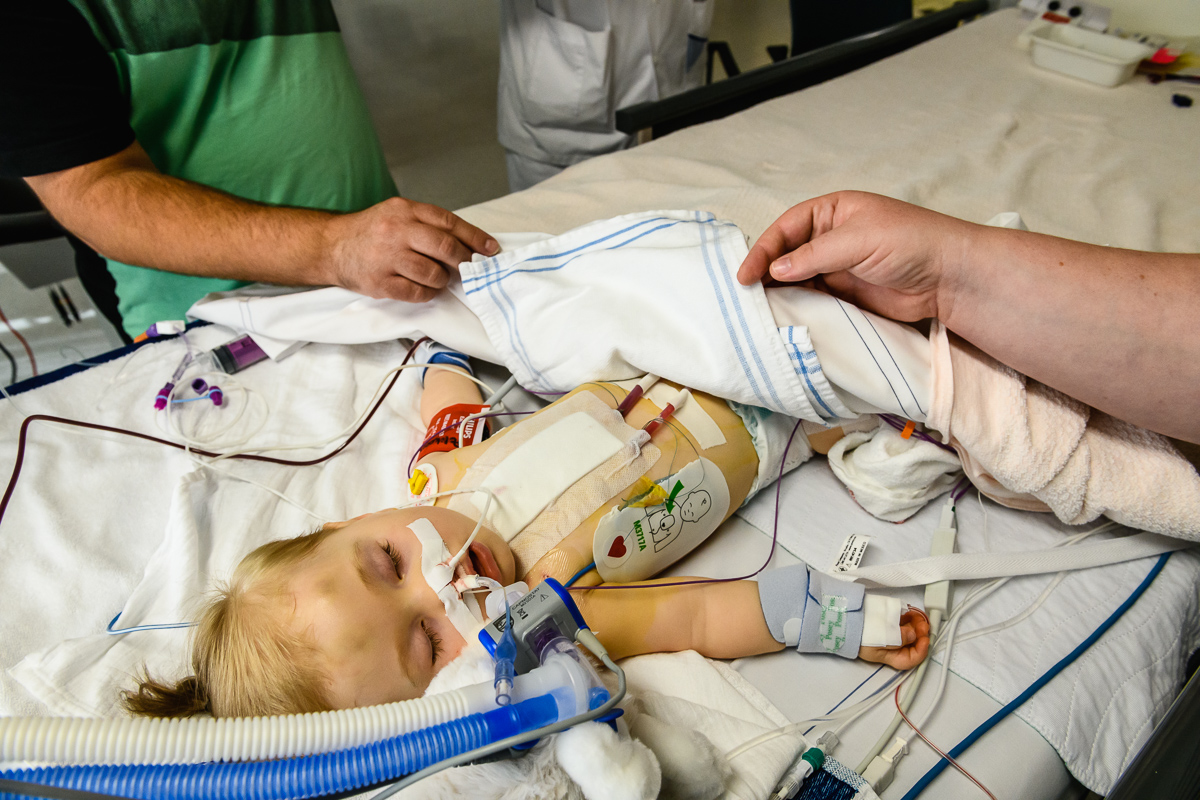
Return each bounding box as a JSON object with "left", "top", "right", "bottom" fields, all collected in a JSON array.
[{"left": 901, "top": 420, "right": 916, "bottom": 439}]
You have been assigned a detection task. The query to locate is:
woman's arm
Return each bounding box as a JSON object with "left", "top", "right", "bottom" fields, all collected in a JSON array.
[{"left": 738, "top": 191, "right": 1200, "bottom": 443}]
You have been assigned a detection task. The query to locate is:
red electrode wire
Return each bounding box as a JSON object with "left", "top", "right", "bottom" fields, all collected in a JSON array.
[
  {"left": 0, "top": 300, "right": 37, "bottom": 377},
  {"left": 894, "top": 684, "right": 997, "bottom": 800},
  {"left": 0, "top": 338, "right": 426, "bottom": 529}
]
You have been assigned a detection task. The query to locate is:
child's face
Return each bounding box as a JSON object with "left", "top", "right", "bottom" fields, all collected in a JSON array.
[{"left": 284, "top": 507, "right": 516, "bottom": 709}]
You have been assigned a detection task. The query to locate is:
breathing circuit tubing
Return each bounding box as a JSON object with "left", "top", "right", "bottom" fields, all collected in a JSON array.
[{"left": 0, "top": 642, "right": 627, "bottom": 800}]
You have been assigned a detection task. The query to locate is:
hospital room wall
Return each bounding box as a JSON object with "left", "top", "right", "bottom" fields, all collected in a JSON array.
[{"left": 1106, "top": 0, "right": 1200, "bottom": 36}]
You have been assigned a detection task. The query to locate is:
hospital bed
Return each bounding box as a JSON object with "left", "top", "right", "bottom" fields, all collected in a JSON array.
[{"left": 1, "top": 6, "right": 1198, "bottom": 800}]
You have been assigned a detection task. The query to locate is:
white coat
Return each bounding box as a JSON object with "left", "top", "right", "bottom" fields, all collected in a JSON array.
[{"left": 498, "top": 0, "right": 713, "bottom": 190}]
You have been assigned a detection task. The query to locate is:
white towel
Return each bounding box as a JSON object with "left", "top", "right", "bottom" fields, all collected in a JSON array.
[
  {"left": 827, "top": 423, "right": 962, "bottom": 522},
  {"left": 927, "top": 323, "right": 1200, "bottom": 539}
]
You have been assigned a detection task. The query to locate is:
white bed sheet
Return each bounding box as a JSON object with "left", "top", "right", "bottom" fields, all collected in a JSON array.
[{"left": 3, "top": 7, "right": 1197, "bottom": 800}]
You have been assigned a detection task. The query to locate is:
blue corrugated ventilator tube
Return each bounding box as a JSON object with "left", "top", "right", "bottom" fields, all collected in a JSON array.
[{"left": 1, "top": 694, "right": 559, "bottom": 800}]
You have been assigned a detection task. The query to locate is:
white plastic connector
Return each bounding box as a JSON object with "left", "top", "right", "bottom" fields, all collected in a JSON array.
[
  {"left": 575, "top": 628, "right": 609, "bottom": 660},
  {"left": 862, "top": 736, "right": 909, "bottom": 793},
  {"left": 923, "top": 497, "right": 958, "bottom": 619}
]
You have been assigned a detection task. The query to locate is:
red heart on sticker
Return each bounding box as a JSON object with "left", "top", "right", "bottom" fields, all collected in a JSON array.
[{"left": 608, "top": 537, "right": 627, "bottom": 558}]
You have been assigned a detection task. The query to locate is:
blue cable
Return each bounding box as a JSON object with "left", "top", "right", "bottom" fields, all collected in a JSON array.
[
  {"left": 901, "top": 552, "right": 1171, "bottom": 800},
  {"left": 563, "top": 561, "right": 596, "bottom": 589},
  {"left": 105, "top": 612, "right": 195, "bottom": 636}
]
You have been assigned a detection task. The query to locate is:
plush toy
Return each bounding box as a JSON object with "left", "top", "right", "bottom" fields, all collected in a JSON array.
[{"left": 417, "top": 646, "right": 730, "bottom": 800}]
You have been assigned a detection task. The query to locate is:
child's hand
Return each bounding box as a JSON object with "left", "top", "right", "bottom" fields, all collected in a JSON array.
[{"left": 858, "top": 609, "right": 930, "bottom": 670}]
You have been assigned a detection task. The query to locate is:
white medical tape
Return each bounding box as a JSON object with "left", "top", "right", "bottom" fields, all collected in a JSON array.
[
  {"left": 447, "top": 391, "right": 660, "bottom": 574},
  {"left": 469, "top": 412, "right": 624, "bottom": 540},
  {"left": 861, "top": 594, "right": 902, "bottom": 648},
  {"left": 407, "top": 518, "right": 485, "bottom": 640},
  {"left": 643, "top": 382, "right": 726, "bottom": 450},
  {"left": 840, "top": 532, "right": 1191, "bottom": 588}
]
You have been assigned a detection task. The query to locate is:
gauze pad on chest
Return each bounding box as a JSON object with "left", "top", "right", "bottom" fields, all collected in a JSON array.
[
  {"left": 408, "top": 518, "right": 485, "bottom": 641},
  {"left": 449, "top": 391, "right": 660, "bottom": 575},
  {"left": 593, "top": 457, "right": 730, "bottom": 583},
  {"left": 468, "top": 412, "right": 625, "bottom": 539}
]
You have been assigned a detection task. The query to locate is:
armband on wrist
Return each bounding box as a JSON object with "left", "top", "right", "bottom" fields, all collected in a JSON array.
[
  {"left": 415, "top": 341, "right": 473, "bottom": 385},
  {"left": 418, "top": 403, "right": 490, "bottom": 461},
  {"left": 757, "top": 563, "right": 866, "bottom": 659}
]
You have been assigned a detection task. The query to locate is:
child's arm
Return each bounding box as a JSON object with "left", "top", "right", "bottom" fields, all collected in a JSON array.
[
  {"left": 415, "top": 341, "right": 483, "bottom": 426},
  {"left": 421, "top": 368, "right": 483, "bottom": 426},
  {"left": 573, "top": 571, "right": 929, "bottom": 670}
]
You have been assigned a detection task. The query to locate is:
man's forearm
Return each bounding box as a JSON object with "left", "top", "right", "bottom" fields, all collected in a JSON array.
[
  {"left": 26, "top": 143, "right": 338, "bottom": 286},
  {"left": 944, "top": 226, "right": 1200, "bottom": 442}
]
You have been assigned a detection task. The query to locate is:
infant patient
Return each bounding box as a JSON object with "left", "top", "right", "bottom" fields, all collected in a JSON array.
[{"left": 125, "top": 346, "right": 930, "bottom": 718}]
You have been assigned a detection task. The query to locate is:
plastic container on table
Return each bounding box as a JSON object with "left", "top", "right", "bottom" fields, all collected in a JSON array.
[{"left": 1029, "top": 24, "right": 1154, "bottom": 87}]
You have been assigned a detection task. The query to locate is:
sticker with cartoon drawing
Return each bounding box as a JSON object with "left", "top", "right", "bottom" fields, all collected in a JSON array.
[{"left": 593, "top": 457, "right": 730, "bottom": 583}]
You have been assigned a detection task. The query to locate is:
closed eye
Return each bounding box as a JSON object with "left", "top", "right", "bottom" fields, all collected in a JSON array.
[
  {"left": 422, "top": 621, "right": 443, "bottom": 666},
  {"left": 381, "top": 541, "right": 403, "bottom": 579}
]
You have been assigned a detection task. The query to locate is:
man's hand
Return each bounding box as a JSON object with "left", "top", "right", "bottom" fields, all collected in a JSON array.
[
  {"left": 858, "top": 608, "right": 931, "bottom": 670},
  {"left": 26, "top": 141, "right": 500, "bottom": 303},
  {"left": 737, "top": 190, "right": 976, "bottom": 323},
  {"left": 324, "top": 197, "right": 498, "bottom": 302}
]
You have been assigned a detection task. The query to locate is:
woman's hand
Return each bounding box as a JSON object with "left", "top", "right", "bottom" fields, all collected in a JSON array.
[
  {"left": 858, "top": 608, "right": 931, "bottom": 670},
  {"left": 737, "top": 191, "right": 976, "bottom": 323}
]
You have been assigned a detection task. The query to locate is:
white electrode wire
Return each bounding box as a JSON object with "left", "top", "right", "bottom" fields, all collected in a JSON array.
[
  {"left": 160, "top": 368, "right": 258, "bottom": 451},
  {"left": 186, "top": 452, "right": 331, "bottom": 525},
  {"left": 951, "top": 572, "right": 1069, "bottom": 649},
  {"left": 899, "top": 524, "right": 1112, "bottom": 742},
  {"left": 729, "top": 525, "right": 1123, "bottom": 773},
  {"left": 724, "top": 666, "right": 913, "bottom": 762},
  {"left": 168, "top": 362, "right": 494, "bottom": 463},
  {"left": 854, "top": 615, "right": 940, "bottom": 774}
]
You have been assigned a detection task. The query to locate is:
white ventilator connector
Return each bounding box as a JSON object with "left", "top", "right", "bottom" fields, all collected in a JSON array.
[{"left": 859, "top": 495, "right": 956, "bottom": 789}]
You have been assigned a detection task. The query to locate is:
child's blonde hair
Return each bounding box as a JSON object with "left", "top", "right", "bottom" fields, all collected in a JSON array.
[{"left": 123, "top": 526, "right": 338, "bottom": 718}]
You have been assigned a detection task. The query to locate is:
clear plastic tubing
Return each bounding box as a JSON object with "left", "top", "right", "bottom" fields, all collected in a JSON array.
[
  {"left": 0, "top": 693, "right": 562, "bottom": 800},
  {"left": 0, "top": 671, "right": 561, "bottom": 766}
]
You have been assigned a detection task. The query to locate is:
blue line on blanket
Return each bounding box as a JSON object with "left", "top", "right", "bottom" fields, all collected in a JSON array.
[
  {"left": 860, "top": 313, "right": 924, "bottom": 417},
  {"left": 786, "top": 329, "right": 837, "bottom": 420},
  {"left": 471, "top": 216, "right": 670, "bottom": 277},
  {"left": 470, "top": 218, "right": 687, "bottom": 388},
  {"left": 700, "top": 214, "right": 787, "bottom": 411},
  {"left": 835, "top": 299, "right": 909, "bottom": 417},
  {"left": 462, "top": 219, "right": 684, "bottom": 295},
  {"left": 696, "top": 215, "right": 771, "bottom": 409},
  {"left": 484, "top": 253, "right": 551, "bottom": 388}
]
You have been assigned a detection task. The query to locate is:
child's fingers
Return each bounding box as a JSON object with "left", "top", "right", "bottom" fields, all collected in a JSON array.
[{"left": 859, "top": 627, "right": 932, "bottom": 670}]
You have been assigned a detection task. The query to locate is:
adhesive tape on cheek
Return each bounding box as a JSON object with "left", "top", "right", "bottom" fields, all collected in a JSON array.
[
  {"left": 409, "top": 518, "right": 453, "bottom": 590},
  {"left": 407, "top": 518, "right": 485, "bottom": 639}
]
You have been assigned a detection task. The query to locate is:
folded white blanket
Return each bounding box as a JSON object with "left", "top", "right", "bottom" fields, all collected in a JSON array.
[{"left": 191, "top": 211, "right": 934, "bottom": 427}]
